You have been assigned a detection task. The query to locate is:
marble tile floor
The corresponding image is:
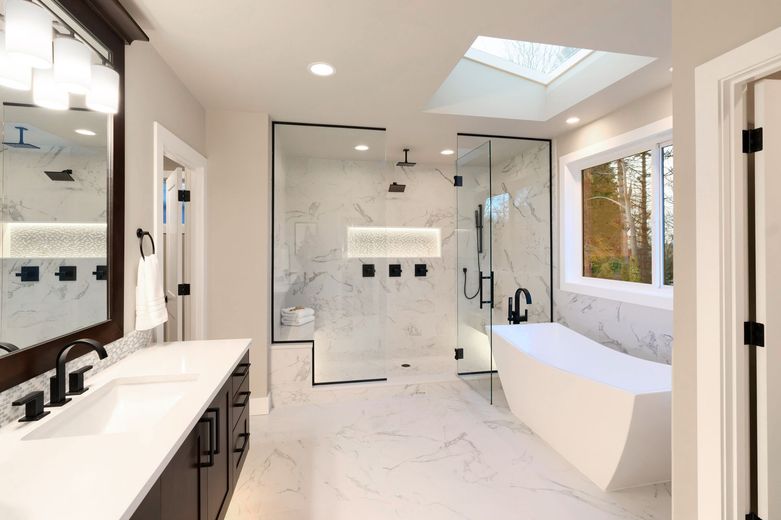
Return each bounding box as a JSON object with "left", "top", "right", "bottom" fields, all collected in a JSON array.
[{"left": 225, "top": 379, "right": 671, "bottom": 520}]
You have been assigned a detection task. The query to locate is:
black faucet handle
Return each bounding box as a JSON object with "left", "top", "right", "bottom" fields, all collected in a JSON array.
[
  {"left": 68, "top": 365, "right": 93, "bottom": 395},
  {"left": 12, "top": 391, "right": 50, "bottom": 422}
]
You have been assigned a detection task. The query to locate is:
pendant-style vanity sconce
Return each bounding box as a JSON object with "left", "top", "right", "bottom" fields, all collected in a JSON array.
[{"left": 0, "top": 0, "right": 119, "bottom": 114}]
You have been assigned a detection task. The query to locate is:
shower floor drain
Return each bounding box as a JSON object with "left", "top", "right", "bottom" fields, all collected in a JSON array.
[{"left": 401, "top": 363, "right": 411, "bottom": 368}]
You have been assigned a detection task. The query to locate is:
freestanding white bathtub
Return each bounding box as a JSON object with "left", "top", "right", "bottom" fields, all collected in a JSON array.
[{"left": 491, "top": 323, "right": 671, "bottom": 491}]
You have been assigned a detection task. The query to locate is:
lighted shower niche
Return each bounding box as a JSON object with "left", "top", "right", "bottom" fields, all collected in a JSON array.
[
  {"left": 272, "top": 122, "right": 456, "bottom": 385},
  {"left": 346, "top": 227, "right": 441, "bottom": 258}
]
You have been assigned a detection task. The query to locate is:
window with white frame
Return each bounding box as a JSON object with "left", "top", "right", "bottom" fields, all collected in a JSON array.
[{"left": 559, "top": 118, "right": 673, "bottom": 310}]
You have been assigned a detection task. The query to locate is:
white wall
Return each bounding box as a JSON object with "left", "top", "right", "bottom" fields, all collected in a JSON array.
[
  {"left": 671, "top": 4, "right": 781, "bottom": 518},
  {"left": 125, "top": 41, "right": 206, "bottom": 332},
  {"left": 553, "top": 86, "right": 673, "bottom": 364},
  {"left": 205, "top": 110, "right": 271, "bottom": 397}
]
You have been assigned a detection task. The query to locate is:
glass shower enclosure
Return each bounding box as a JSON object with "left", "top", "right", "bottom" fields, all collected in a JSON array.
[{"left": 455, "top": 134, "right": 553, "bottom": 403}]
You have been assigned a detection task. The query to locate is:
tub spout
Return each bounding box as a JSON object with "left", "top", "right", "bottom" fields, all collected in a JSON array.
[{"left": 508, "top": 288, "right": 532, "bottom": 324}]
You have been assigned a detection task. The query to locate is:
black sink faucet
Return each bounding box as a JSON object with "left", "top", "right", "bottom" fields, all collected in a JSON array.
[
  {"left": 508, "top": 288, "right": 532, "bottom": 324},
  {"left": 0, "top": 342, "right": 19, "bottom": 353},
  {"left": 48, "top": 339, "right": 107, "bottom": 407}
]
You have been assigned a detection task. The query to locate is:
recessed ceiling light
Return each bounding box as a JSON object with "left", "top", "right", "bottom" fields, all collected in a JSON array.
[
  {"left": 354, "top": 144, "right": 369, "bottom": 151},
  {"left": 308, "top": 62, "right": 335, "bottom": 77},
  {"left": 565, "top": 116, "right": 580, "bottom": 125},
  {"left": 75, "top": 128, "right": 96, "bottom": 136},
  {"left": 668, "top": 66, "right": 674, "bottom": 72},
  {"left": 440, "top": 149, "right": 455, "bottom": 156}
]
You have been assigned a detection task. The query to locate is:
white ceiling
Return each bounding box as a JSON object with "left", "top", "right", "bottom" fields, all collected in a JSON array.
[{"left": 122, "top": 0, "right": 671, "bottom": 165}]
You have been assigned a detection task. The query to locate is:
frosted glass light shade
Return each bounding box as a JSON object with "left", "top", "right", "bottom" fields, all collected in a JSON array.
[
  {"left": 0, "top": 31, "right": 32, "bottom": 90},
  {"left": 5, "top": 0, "right": 53, "bottom": 69},
  {"left": 53, "top": 37, "right": 91, "bottom": 94},
  {"left": 86, "top": 64, "right": 119, "bottom": 114},
  {"left": 33, "top": 68, "right": 69, "bottom": 110}
]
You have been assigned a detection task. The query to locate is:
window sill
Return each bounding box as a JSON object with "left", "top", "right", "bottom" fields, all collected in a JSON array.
[{"left": 560, "top": 277, "right": 673, "bottom": 311}]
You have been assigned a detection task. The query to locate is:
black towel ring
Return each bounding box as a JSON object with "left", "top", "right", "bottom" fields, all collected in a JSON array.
[{"left": 136, "top": 228, "right": 155, "bottom": 260}]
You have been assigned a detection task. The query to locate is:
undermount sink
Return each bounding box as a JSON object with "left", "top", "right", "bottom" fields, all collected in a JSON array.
[{"left": 24, "top": 374, "right": 198, "bottom": 440}]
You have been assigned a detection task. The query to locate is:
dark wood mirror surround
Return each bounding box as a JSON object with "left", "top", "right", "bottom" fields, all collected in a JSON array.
[{"left": 0, "top": 0, "right": 148, "bottom": 393}]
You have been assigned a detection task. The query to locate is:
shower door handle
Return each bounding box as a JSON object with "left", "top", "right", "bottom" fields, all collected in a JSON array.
[{"left": 479, "top": 271, "right": 494, "bottom": 309}]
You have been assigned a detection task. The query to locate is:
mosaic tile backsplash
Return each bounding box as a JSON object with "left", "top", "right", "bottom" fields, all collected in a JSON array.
[{"left": 0, "top": 330, "right": 152, "bottom": 427}]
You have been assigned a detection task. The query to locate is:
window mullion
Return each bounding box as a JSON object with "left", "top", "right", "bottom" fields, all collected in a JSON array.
[{"left": 651, "top": 143, "right": 663, "bottom": 289}]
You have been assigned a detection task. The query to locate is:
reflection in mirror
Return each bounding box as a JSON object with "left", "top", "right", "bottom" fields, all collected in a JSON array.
[{"left": 1, "top": 104, "right": 109, "bottom": 353}]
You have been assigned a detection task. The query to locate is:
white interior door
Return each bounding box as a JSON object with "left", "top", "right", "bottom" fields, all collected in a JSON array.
[
  {"left": 754, "top": 78, "right": 781, "bottom": 519},
  {"left": 164, "top": 168, "right": 183, "bottom": 341}
]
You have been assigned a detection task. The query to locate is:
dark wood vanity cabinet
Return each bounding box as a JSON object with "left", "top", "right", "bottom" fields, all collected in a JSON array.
[{"left": 131, "top": 353, "right": 251, "bottom": 520}]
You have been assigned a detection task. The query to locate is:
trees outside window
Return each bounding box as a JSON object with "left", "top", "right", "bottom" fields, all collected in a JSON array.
[{"left": 581, "top": 145, "right": 673, "bottom": 285}]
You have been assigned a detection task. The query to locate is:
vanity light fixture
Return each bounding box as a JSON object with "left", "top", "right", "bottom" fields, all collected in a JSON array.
[
  {"left": 75, "top": 128, "right": 96, "bottom": 136},
  {"left": 0, "top": 31, "right": 32, "bottom": 90},
  {"left": 565, "top": 116, "right": 580, "bottom": 125},
  {"left": 5, "top": 0, "right": 54, "bottom": 70},
  {"left": 86, "top": 64, "right": 119, "bottom": 114},
  {"left": 53, "top": 36, "right": 92, "bottom": 94},
  {"left": 354, "top": 144, "right": 369, "bottom": 151},
  {"left": 32, "top": 68, "right": 69, "bottom": 110},
  {"left": 308, "top": 62, "right": 335, "bottom": 77},
  {"left": 440, "top": 149, "right": 455, "bottom": 156}
]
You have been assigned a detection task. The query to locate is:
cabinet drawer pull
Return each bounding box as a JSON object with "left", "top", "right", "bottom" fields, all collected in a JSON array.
[
  {"left": 234, "top": 432, "right": 250, "bottom": 455},
  {"left": 206, "top": 407, "right": 220, "bottom": 455},
  {"left": 233, "top": 391, "right": 251, "bottom": 408},
  {"left": 198, "top": 415, "right": 215, "bottom": 468},
  {"left": 233, "top": 362, "right": 250, "bottom": 377}
]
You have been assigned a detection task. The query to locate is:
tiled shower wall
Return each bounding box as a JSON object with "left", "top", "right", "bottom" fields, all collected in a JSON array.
[
  {"left": 0, "top": 330, "right": 152, "bottom": 426},
  {"left": 274, "top": 154, "right": 456, "bottom": 382}
]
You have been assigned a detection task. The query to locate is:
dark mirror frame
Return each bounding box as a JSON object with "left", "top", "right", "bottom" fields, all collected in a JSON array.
[{"left": 0, "top": 0, "right": 147, "bottom": 393}]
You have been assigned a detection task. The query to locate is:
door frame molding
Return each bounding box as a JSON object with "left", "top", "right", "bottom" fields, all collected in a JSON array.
[
  {"left": 694, "top": 25, "right": 781, "bottom": 519},
  {"left": 153, "top": 122, "right": 208, "bottom": 341}
]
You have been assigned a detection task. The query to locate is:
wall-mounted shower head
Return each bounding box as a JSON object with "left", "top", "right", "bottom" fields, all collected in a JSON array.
[
  {"left": 395, "top": 148, "right": 416, "bottom": 168},
  {"left": 44, "top": 169, "right": 75, "bottom": 181},
  {"left": 3, "top": 126, "right": 40, "bottom": 149},
  {"left": 389, "top": 182, "right": 406, "bottom": 193}
]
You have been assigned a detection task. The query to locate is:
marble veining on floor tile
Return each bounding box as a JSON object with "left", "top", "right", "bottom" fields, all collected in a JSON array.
[{"left": 226, "top": 379, "right": 670, "bottom": 520}]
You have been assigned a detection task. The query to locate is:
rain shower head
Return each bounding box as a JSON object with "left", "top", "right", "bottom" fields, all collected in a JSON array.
[
  {"left": 395, "top": 148, "right": 416, "bottom": 167},
  {"left": 389, "top": 182, "right": 406, "bottom": 193},
  {"left": 44, "top": 169, "right": 75, "bottom": 182},
  {"left": 3, "top": 126, "right": 39, "bottom": 149}
]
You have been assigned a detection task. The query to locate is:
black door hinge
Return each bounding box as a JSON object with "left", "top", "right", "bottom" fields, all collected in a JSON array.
[
  {"left": 454, "top": 175, "right": 463, "bottom": 187},
  {"left": 744, "top": 321, "right": 765, "bottom": 347},
  {"left": 454, "top": 347, "right": 464, "bottom": 360},
  {"left": 178, "top": 189, "right": 191, "bottom": 202},
  {"left": 743, "top": 128, "right": 764, "bottom": 153},
  {"left": 177, "top": 283, "right": 191, "bottom": 296}
]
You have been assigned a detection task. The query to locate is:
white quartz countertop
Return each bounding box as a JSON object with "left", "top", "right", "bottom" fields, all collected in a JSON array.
[{"left": 0, "top": 338, "right": 252, "bottom": 520}]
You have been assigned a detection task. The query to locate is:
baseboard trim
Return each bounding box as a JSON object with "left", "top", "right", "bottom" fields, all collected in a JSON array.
[{"left": 250, "top": 394, "right": 272, "bottom": 415}]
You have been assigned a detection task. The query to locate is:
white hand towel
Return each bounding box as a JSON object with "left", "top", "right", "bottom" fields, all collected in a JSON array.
[
  {"left": 135, "top": 253, "right": 168, "bottom": 331},
  {"left": 282, "top": 307, "right": 315, "bottom": 318},
  {"left": 281, "top": 315, "right": 315, "bottom": 327}
]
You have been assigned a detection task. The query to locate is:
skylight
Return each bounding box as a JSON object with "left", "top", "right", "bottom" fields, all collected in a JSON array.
[{"left": 465, "top": 36, "right": 593, "bottom": 85}]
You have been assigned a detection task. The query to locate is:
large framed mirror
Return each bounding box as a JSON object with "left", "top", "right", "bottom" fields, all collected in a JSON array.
[{"left": 0, "top": 0, "right": 147, "bottom": 392}]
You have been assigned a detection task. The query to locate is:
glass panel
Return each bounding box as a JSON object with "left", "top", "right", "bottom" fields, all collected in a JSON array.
[
  {"left": 470, "top": 36, "right": 583, "bottom": 75},
  {"left": 662, "top": 144, "right": 674, "bottom": 286},
  {"left": 582, "top": 149, "right": 653, "bottom": 284},
  {"left": 456, "top": 139, "right": 493, "bottom": 402},
  {"left": 273, "top": 124, "right": 387, "bottom": 383},
  {"left": 456, "top": 136, "right": 552, "bottom": 405}
]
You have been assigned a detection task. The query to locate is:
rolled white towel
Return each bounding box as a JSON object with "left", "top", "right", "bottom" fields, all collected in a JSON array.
[
  {"left": 281, "top": 315, "right": 314, "bottom": 327},
  {"left": 282, "top": 307, "right": 314, "bottom": 318}
]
